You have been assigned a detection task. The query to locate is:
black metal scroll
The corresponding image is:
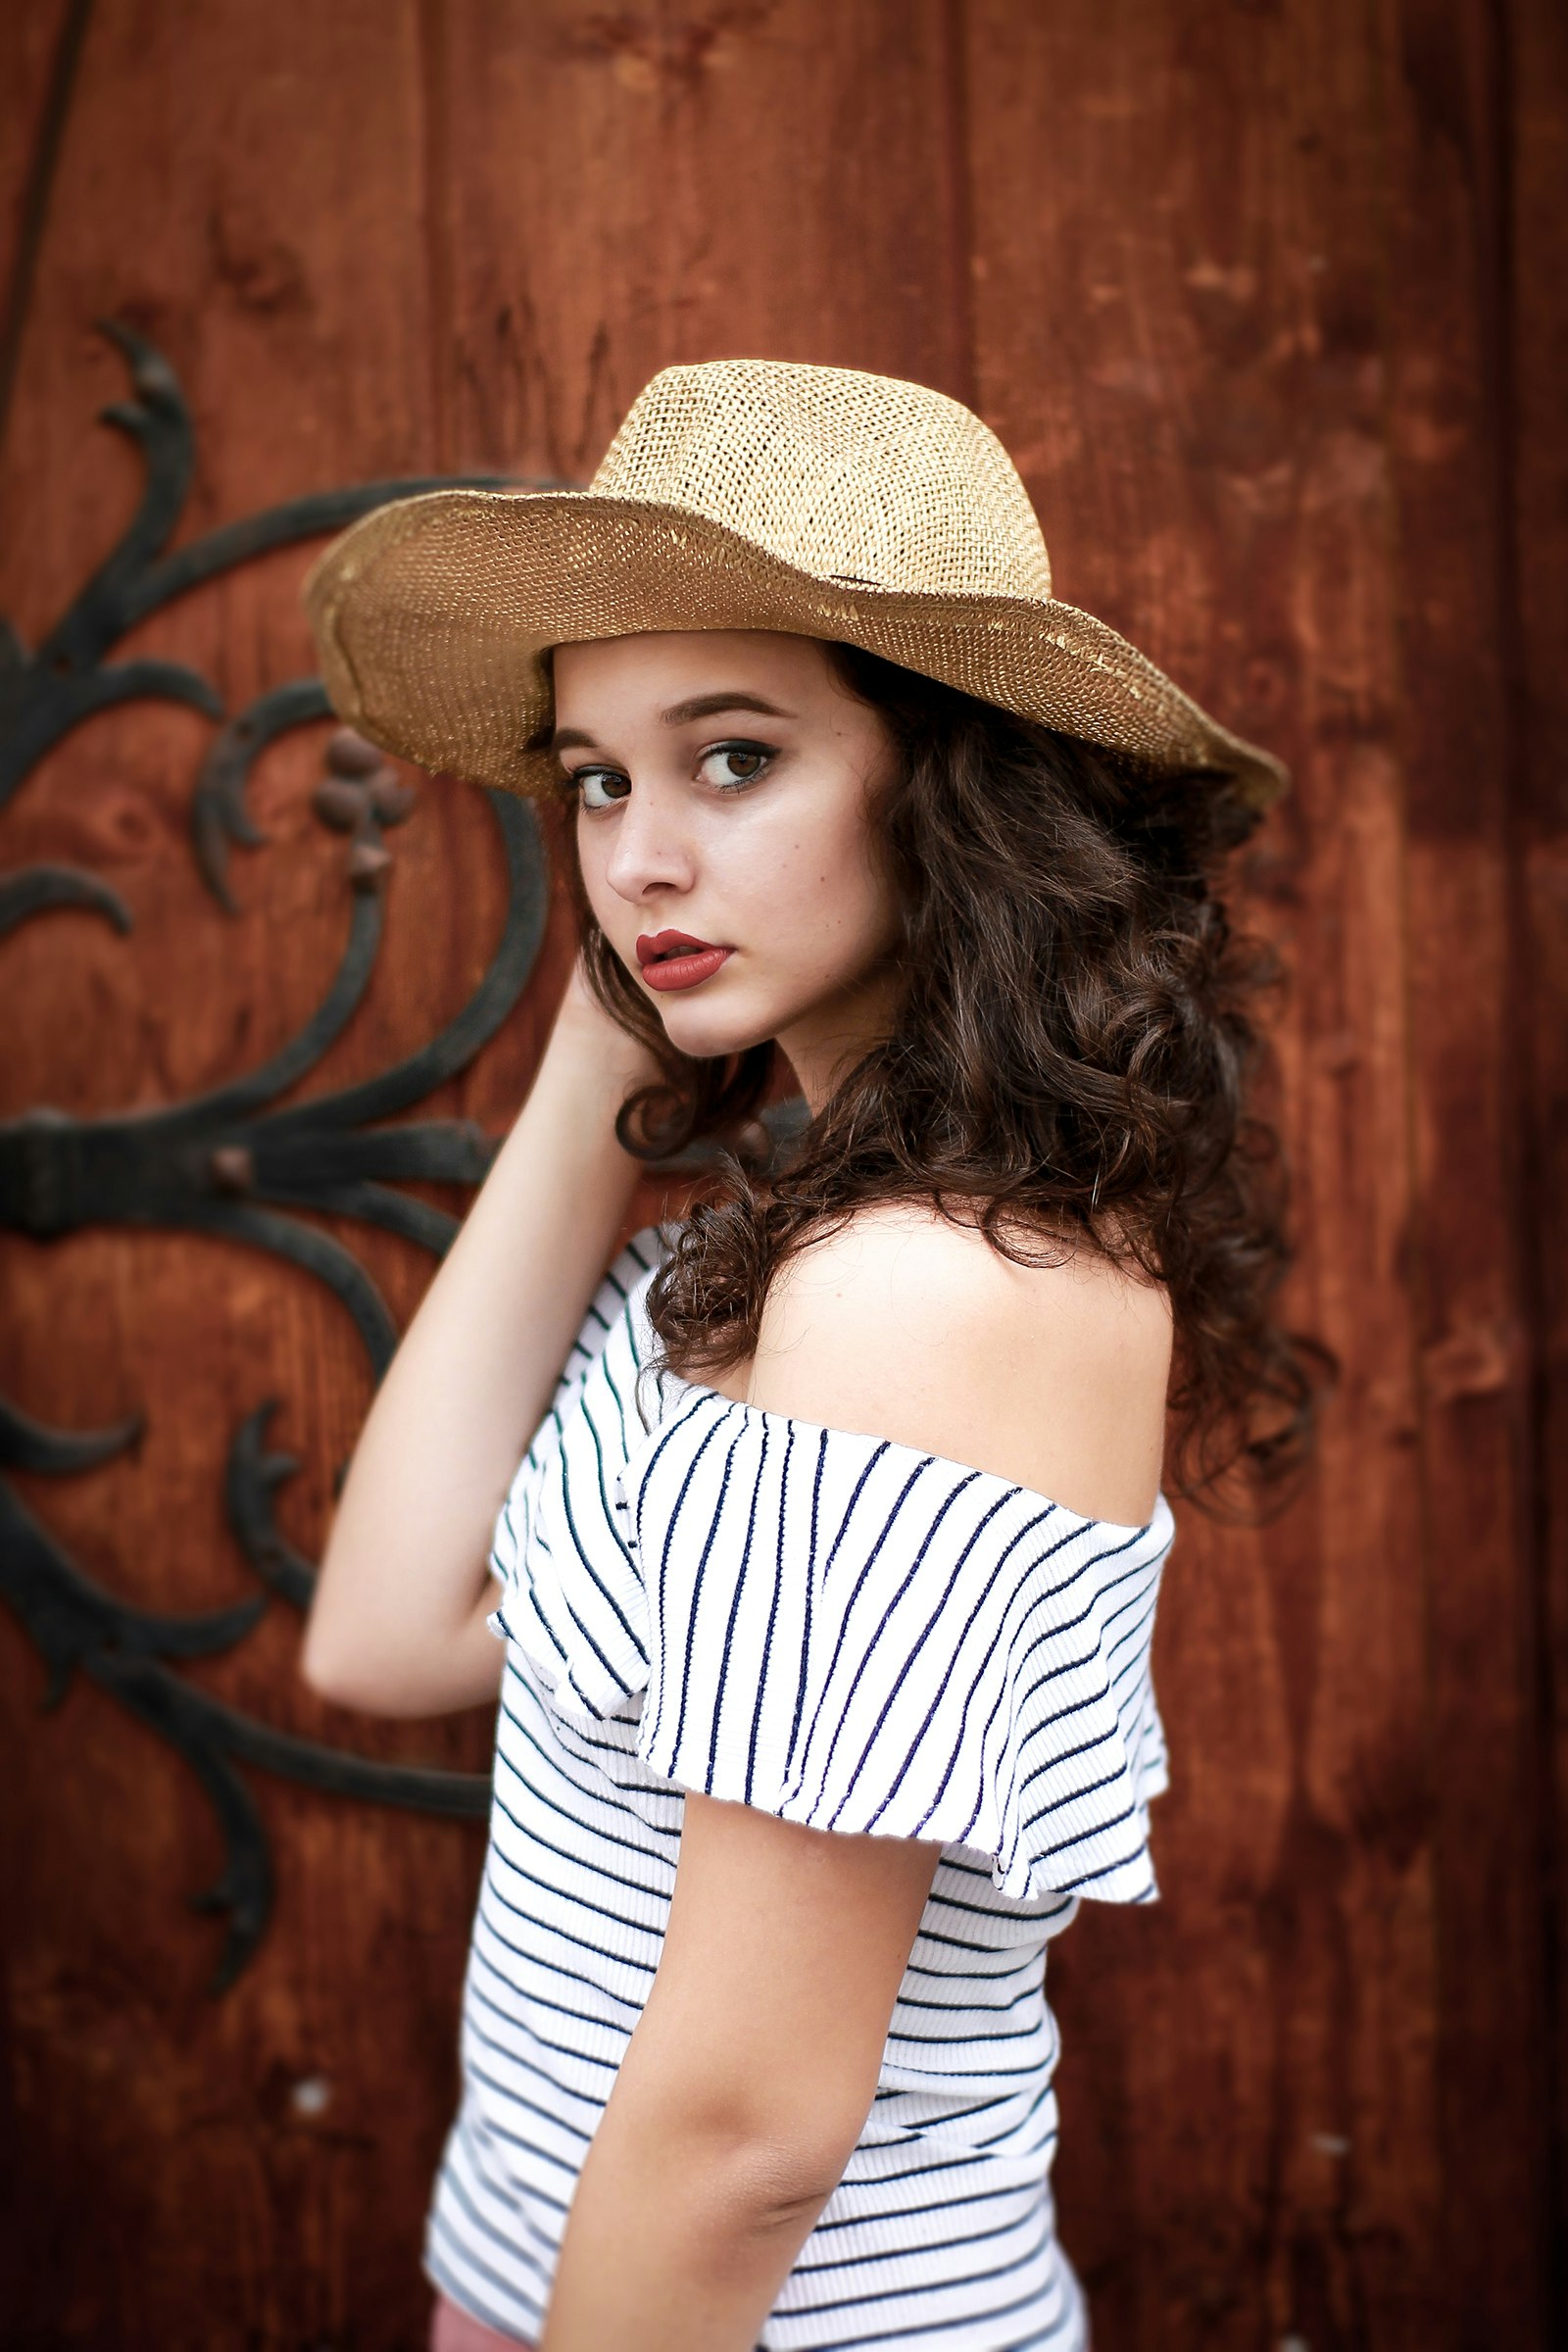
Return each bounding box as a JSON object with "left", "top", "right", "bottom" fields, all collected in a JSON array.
[{"left": 0, "top": 324, "right": 560, "bottom": 1991}]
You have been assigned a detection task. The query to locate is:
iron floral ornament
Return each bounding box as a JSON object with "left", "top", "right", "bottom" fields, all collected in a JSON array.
[{"left": 0, "top": 323, "right": 560, "bottom": 1991}]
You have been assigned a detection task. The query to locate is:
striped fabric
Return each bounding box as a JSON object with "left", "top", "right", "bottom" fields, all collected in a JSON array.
[{"left": 425, "top": 1225, "right": 1175, "bottom": 2351}]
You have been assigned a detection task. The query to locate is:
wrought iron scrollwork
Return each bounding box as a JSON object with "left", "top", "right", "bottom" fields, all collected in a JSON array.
[
  {"left": 0, "top": 323, "right": 564, "bottom": 1989},
  {"left": 0, "top": 1399, "right": 488, "bottom": 1994}
]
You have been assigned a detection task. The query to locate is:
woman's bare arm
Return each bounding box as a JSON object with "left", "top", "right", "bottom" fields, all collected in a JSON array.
[
  {"left": 540, "top": 1793, "right": 942, "bottom": 2352},
  {"left": 300, "top": 960, "right": 661, "bottom": 1717}
]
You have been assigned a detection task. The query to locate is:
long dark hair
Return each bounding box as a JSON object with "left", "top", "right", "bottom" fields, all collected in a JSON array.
[{"left": 553, "top": 641, "right": 1337, "bottom": 1517}]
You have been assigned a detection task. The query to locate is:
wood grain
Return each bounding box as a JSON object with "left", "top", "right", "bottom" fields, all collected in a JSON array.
[
  {"left": 1509, "top": 0, "right": 1568, "bottom": 2306},
  {"left": 1380, "top": 3, "right": 1547, "bottom": 2335},
  {"left": 0, "top": 0, "right": 76, "bottom": 424},
  {"left": 423, "top": 0, "right": 972, "bottom": 480}
]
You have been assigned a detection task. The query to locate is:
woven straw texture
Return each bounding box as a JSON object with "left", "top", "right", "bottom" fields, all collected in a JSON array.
[{"left": 304, "top": 360, "right": 1289, "bottom": 810}]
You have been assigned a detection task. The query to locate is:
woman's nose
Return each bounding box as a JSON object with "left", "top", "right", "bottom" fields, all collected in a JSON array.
[{"left": 602, "top": 785, "right": 696, "bottom": 902}]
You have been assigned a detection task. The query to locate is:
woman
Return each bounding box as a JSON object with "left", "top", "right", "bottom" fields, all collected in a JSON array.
[{"left": 300, "top": 362, "right": 1326, "bottom": 2352}]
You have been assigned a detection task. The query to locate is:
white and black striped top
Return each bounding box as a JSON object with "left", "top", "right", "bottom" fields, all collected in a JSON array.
[{"left": 425, "top": 1225, "right": 1175, "bottom": 2351}]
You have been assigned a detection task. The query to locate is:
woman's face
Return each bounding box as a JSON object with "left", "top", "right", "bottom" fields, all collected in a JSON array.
[{"left": 551, "top": 630, "right": 906, "bottom": 1105}]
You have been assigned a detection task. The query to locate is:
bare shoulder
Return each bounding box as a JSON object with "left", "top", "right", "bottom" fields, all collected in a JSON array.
[
  {"left": 757, "top": 1200, "right": 1171, "bottom": 1371},
  {"left": 738, "top": 1201, "right": 1173, "bottom": 1527}
]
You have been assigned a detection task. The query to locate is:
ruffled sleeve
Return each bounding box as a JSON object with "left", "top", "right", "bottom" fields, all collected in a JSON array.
[{"left": 616, "top": 1386, "right": 1175, "bottom": 1905}]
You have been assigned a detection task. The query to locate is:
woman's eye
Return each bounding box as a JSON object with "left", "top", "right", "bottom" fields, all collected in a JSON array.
[
  {"left": 697, "top": 741, "right": 775, "bottom": 791},
  {"left": 568, "top": 765, "right": 630, "bottom": 811},
  {"left": 565, "top": 742, "right": 773, "bottom": 808}
]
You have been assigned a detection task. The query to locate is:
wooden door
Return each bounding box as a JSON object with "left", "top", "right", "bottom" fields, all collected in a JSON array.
[{"left": 2, "top": 5, "right": 1562, "bottom": 2348}]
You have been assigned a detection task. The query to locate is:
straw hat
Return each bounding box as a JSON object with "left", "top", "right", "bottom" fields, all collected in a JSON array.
[{"left": 304, "top": 360, "right": 1289, "bottom": 811}]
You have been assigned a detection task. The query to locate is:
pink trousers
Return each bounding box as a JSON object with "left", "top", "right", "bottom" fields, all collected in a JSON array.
[{"left": 428, "top": 2290, "right": 536, "bottom": 2351}]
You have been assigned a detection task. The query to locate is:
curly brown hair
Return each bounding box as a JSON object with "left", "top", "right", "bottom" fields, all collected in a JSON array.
[{"left": 553, "top": 640, "right": 1337, "bottom": 1518}]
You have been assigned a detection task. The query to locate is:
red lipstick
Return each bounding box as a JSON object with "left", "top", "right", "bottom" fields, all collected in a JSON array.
[{"left": 635, "top": 930, "right": 734, "bottom": 993}]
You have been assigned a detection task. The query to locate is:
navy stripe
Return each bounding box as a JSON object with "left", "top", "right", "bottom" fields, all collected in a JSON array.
[
  {"left": 666, "top": 1416, "right": 747, "bottom": 1762},
  {"left": 710, "top": 1415, "right": 769, "bottom": 1788},
  {"left": 792, "top": 1454, "right": 939, "bottom": 1806},
  {"left": 812, "top": 1471, "right": 979, "bottom": 1827},
  {"left": 784, "top": 1424, "right": 829, "bottom": 1781},
  {"left": 640, "top": 1404, "right": 727, "bottom": 1751},
  {"left": 747, "top": 1416, "right": 794, "bottom": 1804},
  {"left": 850, "top": 1486, "right": 1024, "bottom": 1834}
]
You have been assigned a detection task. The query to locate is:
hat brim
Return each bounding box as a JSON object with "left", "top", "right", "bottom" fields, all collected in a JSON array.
[{"left": 304, "top": 488, "right": 1290, "bottom": 811}]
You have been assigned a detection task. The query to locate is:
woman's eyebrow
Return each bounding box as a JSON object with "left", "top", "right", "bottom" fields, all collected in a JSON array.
[
  {"left": 660, "top": 691, "right": 794, "bottom": 724},
  {"left": 549, "top": 691, "right": 794, "bottom": 754}
]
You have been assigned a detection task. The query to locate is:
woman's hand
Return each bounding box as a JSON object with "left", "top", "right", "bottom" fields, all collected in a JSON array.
[
  {"left": 554, "top": 947, "right": 665, "bottom": 1089},
  {"left": 540, "top": 1799, "right": 941, "bottom": 2352}
]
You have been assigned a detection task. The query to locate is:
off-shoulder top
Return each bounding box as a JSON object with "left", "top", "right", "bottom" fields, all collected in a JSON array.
[{"left": 424, "top": 1224, "right": 1175, "bottom": 2351}]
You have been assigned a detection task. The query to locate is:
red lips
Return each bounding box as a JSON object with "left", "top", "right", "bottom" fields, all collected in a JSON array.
[
  {"left": 634, "top": 930, "right": 734, "bottom": 994},
  {"left": 635, "top": 930, "right": 719, "bottom": 967}
]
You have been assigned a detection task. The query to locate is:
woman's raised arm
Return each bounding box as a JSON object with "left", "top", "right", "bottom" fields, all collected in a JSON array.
[{"left": 300, "top": 958, "right": 661, "bottom": 1718}]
